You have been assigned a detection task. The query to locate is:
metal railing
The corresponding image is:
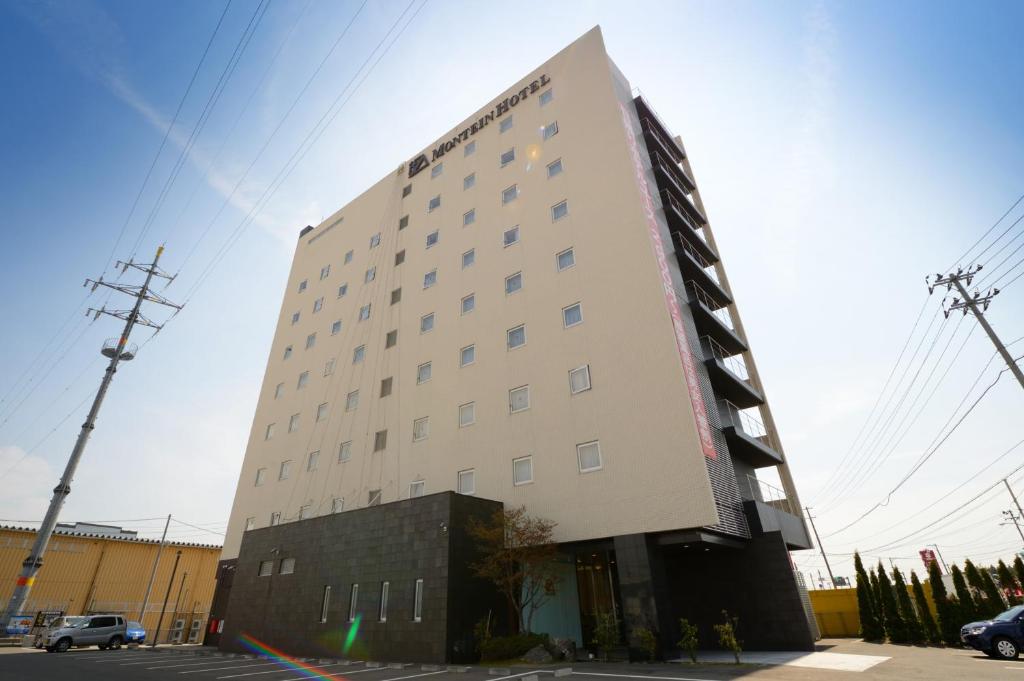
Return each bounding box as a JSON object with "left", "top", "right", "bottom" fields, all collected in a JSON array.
[
  {"left": 662, "top": 191, "right": 708, "bottom": 243},
  {"left": 722, "top": 400, "right": 767, "bottom": 438},
  {"left": 703, "top": 336, "right": 749, "bottom": 380},
  {"left": 688, "top": 281, "right": 733, "bottom": 327},
  {"left": 650, "top": 150, "right": 697, "bottom": 198},
  {"left": 742, "top": 474, "right": 797, "bottom": 517},
  {"left": 641, "top": 117, "right": 685, "bottom": 163},
  {"left": 677, "top": 238, "right": 721, "bottom": 285}
]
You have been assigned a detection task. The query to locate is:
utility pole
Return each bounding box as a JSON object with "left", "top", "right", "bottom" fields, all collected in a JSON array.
[
  {"left": 139, "top": 514, "right": 171, "bottom": 629},
  {"left": 1001, "top": 510, "right": 1024, "bottom": 545},
  {"left": 169, "top": 571, "right": 187, "bottom": 644},
  {"left": 152, "top": 550, "right": 182, "bottom": 648},
  {"left": 805, "top": 507, "right": 836, "bottom": 589},
  {"left": 1, "top": 247, "right": 181, "bottom": 626},
  {"left": 929, "top": 543, "right": 950, "bottom": 574},
  {"left": 1004, "top": 479, "right": 1024, "bottom": 545},
  {"left": 928, "top": 266, "right": 1024, "bottom": 390}
]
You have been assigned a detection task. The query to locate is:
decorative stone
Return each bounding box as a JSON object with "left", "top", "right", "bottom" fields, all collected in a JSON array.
[{"left": 523, "top": 645, "right": 554, "bottom": 664}]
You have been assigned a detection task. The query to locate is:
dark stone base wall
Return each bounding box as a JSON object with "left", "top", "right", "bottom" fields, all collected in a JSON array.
[{"left": 204, "top": 558, "right": 237, "bottom": 647}]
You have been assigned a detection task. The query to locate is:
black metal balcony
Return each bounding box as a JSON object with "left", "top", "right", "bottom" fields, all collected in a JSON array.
[
  {"left": 663, "top": 191, "right": 717, "bottom": 263},
  {"left": 740, "top": 475, "right": 812, "bottom": 549},
  {"left": 634, "top": 95, "right": 686, "bottom": 159},
  {"left": 701, "top": 337, "right": 764, "bottom": 409},
  {"left": 684, "top": 282, "right": 746, "bottom": 356},
  {"left": 673, "top": 236, "right": 731, "bottom": 305},
  {"left": 719, "top": 401, "right": 781, "bottom": 468},
  {"left": 641, "top": 117, "right": 686, "bottom": 165},
  {"left": 651, "top": 154, "right": 705, "bottom": 225}
]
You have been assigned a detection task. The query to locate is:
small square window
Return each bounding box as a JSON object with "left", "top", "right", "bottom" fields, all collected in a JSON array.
[
  {"left": 298, "top": 505, "right": 311, "bottom": 521},
  {"left": 547, "top": 158, "right": 563, "bottom": 178},
  {"left": 353, "top": 345, "right": 365, "bottom": 364},
  {"left": 417, "top": 362, "right": 432, "bottom": 384},
  {"left": 542, "top": 121, "right": 559, "bottom": 140},
  {"left": 331, "top": 320, "right": 342, "bottom": 335},
  {"left": 423, "top": 270, "right": 437, "bottom": 289},
  {"left": 338, "top": 441, "right": 352, "bottom": 462},
  {"left": 288, "top": 414, "right": 300, "bottom": 433},
  {"left": 265, "top": 424, "right": 275, "bottom": 441},
  {"left": 344, "top": 250, "right": 354, "bottom": 264},
  {"left": 505, "top": 272, "right": 522, "bottom": 295},
  {"left": 460, "top": 344, "right": 475, "bottom": 367},
  {"left": 540, "top": 89, "right": 553, "bottom": 106},
  {"left": 402, "top": 184, "right": 412, "bottom": 197},
  {"left": 308, "top": 450, "right": 320, "bottom": 471},
  {"left": 428, "top": 195, "right": 441, "bottom": 212},
  {"left": 409, "top": 480, "right": 425, "bottom": 498},
  {"left": 338, "top": 283, "right": 348, "bottom": 298},
  {"left": 395, "top": 250, "right": 406, "bottom": 266},
  {"left": 503, "top": 226, "right": 520, "bottom": 247},
  {"left": 464, "top": 174, "right": 476, "bottom": 191},
  {"left": 297, "top": 371, "right": 309, "bottom": 389},
  {"left": 420, "top": 313, "right": 435, "bottom": 333},
  {"left": 461, "top": 293, "right": 475, "bottom": 315},
  {"left": 284, "top": 346, "right": 293, "bottom": 360},
  {"left": 399, "top": 215, "right": 409, "bottom": 230},
  {"left": 324, "top": 358, "right": 336, "bottom": 376},
  {"left": 431, "top": 162, "right": 443, "bottom": 178},
  {"left": 385, "top": 329, "right": 398, "bottom": 348},
  {"left": 380, "top": 377, "right": 393, "bottom": 397},
  {"left": 552, "top": 200, "right": 568, "bottom": 221},
  {"left": 509, "top": 385, "right": 530, "bottom": 413},
  {"left": 370, "top": 232, "right": 380, "bottom": 248},
  {"left": 279, "top": 460, "right": 292, "bottom": 480},
  {"left": 365, "top": 267, "right": 376, "bottom": 283},
  {"left": 316, "top": 403, "right": 329, "bottom": 422},
  {"left": 391, "top": 288, "right": 402, "bottom": 305},
  {"left": 500, "top": 116, "right": 513, "bottom": 133},
  {"left": 463, "top": 209, "right": 475, "bottom": 226},
  {"left": 458, "top": 469, "right": 475, "bottom": 495},
  {"left": 507, "top": 324, "right": 526, "bottom": 350},
  {"left": 346, "top": 390, "right": 360, "bottom": 412},
  {"left": 570, "top": 365, "right": 592, "bottom": 394},
  {"left": 577, "top": 440, "right": 603, "bottom": 472},
  {"left": 359, "top": 304, "right": 371, "bottom": 321},
  {"left": 259, "top": 560, "right": 274, "bottom": 577},
  {"left": 374, "top": 430, "right": 388, "bottom": 451},
  {"left": 500, "top": 148, "right": 515, "bottom": 167},
  {"left": 321, "top": 264, "right": 331, "bottom": 280},
  {"left": 563, "top": 302, "right": 583, "bottom": 327},
  {"left": 368, "top": 489, "right": 382, "bottom": 506},
  {"left": 332, "top": 497, "right": 345, "bottom": 513},
  {"left": 306, "top": 333, "right": 316, "bottom": 350},
  {"left": 255, "top": 467, "right": 267, "bottom": 486},
  {"left": 313, "top": 297, "right": 324, "bottom": 313},
  {"left": 291, "top": 311, "right": 300, "bottom": 325},
  {"left": 426, "top": 230, "right": 439, "bottom": 248},
  {"left": 270, "top": 511, "right": 281, "bottom": 526},
  {"left": 513, "top": 456, "right": 533, "bottom": 485},
  {"left": 298, "top": 280, "right": 308, "bottom": 293},
  {"left": 413, "top": 416, "right": 429, "bottom": 441},
  {"left": 245, "top": 517, "right": 255, "bottom": 531},
  {"left": 464, "top": 140, "right": 476, "bottom": 156},
  {"left": 348, "top": 583, "right": 360, "bottom": 621},
  {"left": 459, "top": 402, "right": 475, "bottom": 427},
  {"left": 557, "top": 247, "right": 575, "bottom": 271},
  {"left": 274, "top": 383, "right": 284, "bottom": 399}
]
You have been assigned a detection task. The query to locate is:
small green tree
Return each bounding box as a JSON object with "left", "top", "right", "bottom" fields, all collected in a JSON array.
[
  {"left": 928, "top": 560, "right": 961, "bottom": 646},
  {"left": 910, "top": 571, "right": 940, "bottom": 645},
  {"left": 632, "top": 627, "right": 657, "bottom": 662},
  {"left": 1013, "top": 556, "right": 1024, "bottom": 594},
  {"left": 998, "top": 560, "right": 1022, "bottom": 604},
  {"left": 870, "top": 569, "right": 884, "bottom": 636},
  {"left": 592, "top": 612, "right": 620, "bottom": 661},
  {"left": 877, "top": 562, "right": 907, "bottom": 643},
  {"left": 964, "top": 560, "right": 1002, "bottom": 619},
  {"left": 677, "top": 618, "right": 699, "bottom": 663},
  {"left": 979, "top": 567, "right": 1007, "bottom": 616},
  {"left": 713, "top": 610, "right": 741, "bottom": 664},
  {"left": 892, "top": 567, "right": 924, "bottom": 644},
  {"left": 854, "top": 553, "right": 884, "bottom": 641},
  {"left": 951, "top": 565, "right": 979, "bottom": 623}
]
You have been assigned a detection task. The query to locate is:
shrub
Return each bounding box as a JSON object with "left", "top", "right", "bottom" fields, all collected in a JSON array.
[
  {"left": 713, "top": 610, "right": 742, "bottom": 664},
  {"left": 480, "top": 632, "right": 549, "bottom": 662},
  {"left": 592, "top": 612, "right": 621, "bottom": 661},
  {"left": 677, "top": 618, "right": 699, "bottom": 662},
  {"left": 633, "top": 627, "right": 657, "bottom": 661}
]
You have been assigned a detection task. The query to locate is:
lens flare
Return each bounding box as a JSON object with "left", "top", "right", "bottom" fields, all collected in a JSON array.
[
  {"left": 237, "top": 632, "right": 346, "bottom": 680},
  {"left": 343, "top": 613, "right": 361, "bottom": 654}
]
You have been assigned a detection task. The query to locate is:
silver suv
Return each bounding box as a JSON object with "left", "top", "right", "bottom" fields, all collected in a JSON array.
[{"left": 44, "top": 614, "right": 127, "bottom": 653}]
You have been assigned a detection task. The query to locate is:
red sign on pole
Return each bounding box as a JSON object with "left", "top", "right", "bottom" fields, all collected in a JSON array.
[{"left": 919, "top": 549, "right": 937, "bottom": 570}]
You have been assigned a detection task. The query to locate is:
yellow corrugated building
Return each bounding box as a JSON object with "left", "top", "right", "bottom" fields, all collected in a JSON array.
[
  {"left": 808, "top": 583, "right": 939, "bottom": 638},
  {"left": 0, "top": 523, "right": 221, "bottom": 643}
]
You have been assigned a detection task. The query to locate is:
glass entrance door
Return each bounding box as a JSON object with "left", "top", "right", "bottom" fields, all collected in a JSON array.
[{"left": 575, "top": 550, "right": 621, "bottom": 649}]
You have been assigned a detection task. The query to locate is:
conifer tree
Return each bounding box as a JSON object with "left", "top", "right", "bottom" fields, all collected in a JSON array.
[
  {"left": 928, "top": 560, "right": 962, "bottom": 646},
  {"left": 910, "top": 570, "right": 940, "bottom": 645},
  {"left": 892, "top": 567, "right": 924, "bottom": 644},
  {"left": 870, "top": 569, "right": 884, "bottom": 636},
  {"left": 964, "top": 560, "right": 1001, "bottom": 618},
  {"left": 854, "top": 553, "right": 884, "bottom": 641},
  {"left": 979, "top": 567, "right": 1006, "bottom": 616},
  {"left": 998, "top": 559, "right": 1022, "bottom": 604},
  {"left": 1014, "top": 556, "right": 1024, "bottom": 593},
  {"left": 952, "top": 564, "right": 980, "bottom": 623},
  {"left": 877, "top": 561, "right": 907, "bottom": 643}
]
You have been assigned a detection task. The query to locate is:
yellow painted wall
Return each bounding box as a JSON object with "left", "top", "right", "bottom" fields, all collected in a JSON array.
[
  {"left": 809, "top": 583, "right": 938, "bottom": 638},
  {"left": 0, "top": 526, "right": 221, "bottom": 642}
]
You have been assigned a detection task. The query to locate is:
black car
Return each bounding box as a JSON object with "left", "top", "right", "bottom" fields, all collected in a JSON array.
[{"left": 961, "top": 604, "right": 1024, "bottom": 660}]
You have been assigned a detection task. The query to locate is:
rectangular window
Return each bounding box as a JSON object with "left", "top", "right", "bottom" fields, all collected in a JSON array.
[
  {"left": 500, "top": 116, "right": 513, "bottom": 133},
  {"left": 370, "top": 233, "right": 381, "bottom": 248},
  {"left": 288, "top": 413, "right": 300, "bottom": 433},
  {"left": 391, "top": 288, "right": 402, "bottom": 305},
  {"left": 540, "top": 89, "right": 553, "bottom": 106},
  {"left": 279, "top": 460, "right": 292, "bottom": 480},
  {"left": 297, "top": 371, "right": 310, "bottom": 389},
  {"left": 577, "top": 440, "right": 603, "bottom": 472},
  {"left": 265, "top": 423, "right": 275, "bottom": 440},
  {"left": 463, "top": 174, "right": 476, "bottom": 191},
  {"left": 426, "top": 230, "right": 439, "bottom": 248},
  {"left": 380, "top": 377, "right": 393, "bottom": 397},
  {"left": 359, "top": 304, "right": 371, "bottom": 321},
  {"left": 413, "top": 579, "right": 423, "bottom": 622},
  {"left": 428, "top": 195, "right": 440, "bottom": 212},
  {"left": 542, "top": 121, "right": 559, "bottom": 140},
  {"left": 332, "top": 497, "right": 345, "bottom": 512},
  {"left": 563, "top": 302, "right": 583, "bottom": 327},
  {"left": 344, "top": 250, "right": 354, "bottom": 264},
  {"left": 324, "top": 358, "right": 336, "bottom": 376},
  {"left": 386, "top": 329, "right": 398, "bottom": 348},
  {"left": 409, "top": 480, "right": 425, "bottom": 498},
  {"left": 313, "top": 297, "right": 324, "bottom": 313},
  {"left": 353, "top": 345, "right": 365, "bottom": 364},
  {"left": 402, "top": 184, "right": 411, "bottom": 197},
  {"left": 321, "top": 264, "right": 331, "bottom": 280},
  {"left": 320, "top": 586, "right": 331, "bottom": 623},
  {"left": 291, "top": 311, "right": 300, "bottom": 325},
  {"left": 308, "top": 450, "right": 320, "bottom": 471},
  {"left": 459, "top": 402, "right": 475, "bottom": 427},
  {"left": 274, "top": 383, "right": 284, "bottom": 399},
  {"left": 331, "top": 320, "right": 342, "bottom": 335},
  {"left": 338, "top": 441, "right": 352, "bottom": 462},
  {"left": 462, "top": 249, "right": 475, "bottom": 269},
  {"left": 346, "top": 390, "right": 360, "bottom": 412},
  {"left": 245, "top": 517, "right": 255, "bottom": 531},
  {"left": 509, "top": 385, "right": 530, "bottom": 413},
  {"left": 298, "top": 280, "right": 308, "bottom": 293},
  {"left": 505, "top": 271, "right": 523, "bottom": 294},
  {"left": 281, "top": 557, "right": 296, "bottom": 574},
  {"left": 270, "top": 511, "right": 281, "bottom": 526},
  {"left": 423, "top": 270, "right": 437, "bottom": 288},
  {"left": 552, "top": 200, "right": 568, "bottom": 221},
  {"left": 399, "top": 215, "right": 409, "bottom": 230},
  {"left": 556, "top": 247, "right": 575, "bottom": 270},
  {"left": 395, "top": 250, "right": 405, "bottom": 266},
  {"left": 348, "top": 584, "right": 359, "bottom": 622},
  {"left": 569, "top": 365, "right": 592, "bottom": 394},
  {"left": 379, "top": 582, "right": 390, "bottom": 622},
  {"left": 500, "top": 148, "right": 515, "bottom": 167},
  {"left": 306, "top": 333, "right": 316, "bottom": 350},
  {"left": 413, "top": 416, "right": 429, "bottom": 441},
  {"left": 547, "top": 158, "right": 563, "bottom": 178},
  {"left": 460, "top": 344, "right": 475, "bottom": 367},
  {"left": 259, "top": 560, "right": 274, "bottom": 577},
  {"left": 338, "top": 283, "right": 348, "bottom": 298},
  {"left": 507, "top": 324, "right": 526, "bottom": 350},
  {"left": 503, "top": 226, "right": 520, "bottom": 247},
  {"left": 464, "top": 140, "right": 476, "bottom": 156},
  {"left": 461, "top": 293, "right": 475, "bottom": 315},
  {"left": 417, "top": 362, "right": 432, "bottom": 384},
  {"left": 368, "top": 489, "right": 382, "bottom": 506},
  {"left": 284, "top": 345, "right": 292, "bottom": 360},
  {"left": 513, "top": 456, "right": 533, "bottom": 485},
  {"left": 458, "top": 469, "right": 475, "bottom": 495},
  {"left": 374, "top": 430, "right": 388, "bottom": 451},
  {"left": 420, "top": 313, "right": 435, "bottom": 333},
  {"left": 431, "top": 162, "right": 443, "bottom": 178},
  {"left": 365, "top": 267, "right": 376, "bottom": 283},
  {"left": 316, "top": 402, "right": 329, "bottom": 422},
  {"left": 255, "top": 467, "right": 267, "bottom": 486},
  {"left": 463, "top": 209, "right": 475, "bottom": 226}
]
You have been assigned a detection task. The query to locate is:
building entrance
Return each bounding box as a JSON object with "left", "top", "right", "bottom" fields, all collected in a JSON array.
[{"left": 575, "top": 550, "right": 621, "bottom": 649}]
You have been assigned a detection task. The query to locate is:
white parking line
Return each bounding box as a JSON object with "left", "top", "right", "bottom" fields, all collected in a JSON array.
[
  {"left": 268, "top": 663, "right": 401, "bottom": 681},
  {"left": 218, "top": 661, "right": 348, "bottom": 679},
  {"left": 147, "top": 659, "right": 245, "bottom": 669},
  {"left": 571, "top": 672, "right": 715, "bottom": 681},
  {"left": 488, "top": 671, "right": 545, "bottom": 681},
  {"left": 121, "top": 657, "right": 204, "bottom": 666},
  {"left": 179, "top": 661, "right": 282, "bottom": 674}
]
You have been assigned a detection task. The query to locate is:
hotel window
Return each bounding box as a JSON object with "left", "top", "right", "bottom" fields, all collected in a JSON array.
[
  {"left": 259, "top": 560, "right": 274, "bottom": 577},
  {"left": 298, "top": 279, "right": 308, "bottom": 293},
  {"left": 460, "top": 344, "right": 475, "bottom": 367},
  {"left": 431, "top": 162, "right": 443, "bottom": 179},
  {"left": 380, "top": 377, "right": 393, "bottom": 397},
  {"left": 313, "top": 297, "right": 324, "bottom": 313},
  {"left": 509, "top": 385, "right": 530, "bottom": 413},
  {"left": 513, "top": 456, "right": 533, "bottom": 485},
  {"left": 417, "top": 362, "right": 432, "bottom": 384},
  {"left": 500, "top": 148, "right": 515, "bottom": 167},
  {"left": 255, "top": 468, "right": 267, "bottom": 486},
  {"left": 563, "top": 302, "right": 583, "bottom": 327},
  {"left": 353, "top": 345, "right": 365, "bottom": 364},
  {"left": 413, "top": 579, "right": 423, "bottom": 621},
  {"left": 462, "top": 249, "right": 475, "bottom": 268},
  {"left": 463, "top": 208, "right": 475, "bottom": 226},
  {"left": 500, "top": 115, "right": 513, "bottom": 133},
  {"left": 507, "top": 324, "right": 526, "bottom": 350},
  {"left": 577, "top": 440, "right": 603, "bottom": 472},
  {"left": 270, "top": 511, "right": 281, "bottom": 526},
  {"left": 503, "top": 225, "right": 520, "bottom": 247},
  {"left": 370, "top": 233, "right": 381, "bottom": 248},
  {"left": 284, "top": 345, "right": 293, "bottom": 360},
  {"left": 331, "top": 320, "right": 342, "bottom": 335},
  {"left": 316, "top": 402, "right": 329, "bottom": 422},
  {"left": 409, "top": 480, "right": 425, "bottom": 498},
  {"left": 552, "top": 200, "right": 569, "bottom": 221},
  {"left": 557, "top": 247, "right": 575, "bottom": 271},
  {"left": 279, "top": 460, "right": 292, "bottom": 480},
  {"left": 291, "top": 311, "right": 300, "bottom": 325},
  {"left": 306, "top": 333, "right": 316, "bottom": 350},
  {"left": 385, "top": 330, "right": 398, "bottom": 348},
  {"left": 288, "top": 414, "right": 300, "bottom": 433},
  {"left": 542, "top": 121, "right": 559, "bottom": 140},
  {"left": 359, "top": 304, "right": 371, "bottom": 321},
  {"left": 324, "top": 358, "right": 336, "bottom": 376},
  {"left": 395, "top": 250, "right": 405, "bottom": 266},
  {"left": 547, "top": 158, "right": 563, "bottom": 178},
  {"left": 464, "top": 140, "right": 476, "bottom": 156},
  {"left": 459, "top": 402, "right": 475, "bottom": 427},
  {"left": 379, "top": 582, "right": 390, "bottom": 622},
  {"left": 348, "top": 584, "right": 359, "bottom": 622},
  {"left": 338, "top": 283, "right": 348, "bottom": 298},
  {"left": 569, "top": 365, "right": 592, "bottom": 394},
  {"left": 428, "top": 195, "right": 440, "bottom": 212},
  {"left": 420, "top": 312, "right": 435, "bottom": 333},
  {"left": 426, "top": 230, "right": 439, "bottom": 248},
  {"left": 338, "top": 441, "right": 352, "bottom": 462},
  {"left": 274, "top": 382, "right": 284, "bottom": 399},
  {"left": 264, "top": 424, "right": 275, "bottom": 441},
  {"left": 298, "top": 505, "right": 310, "bottom": 521},
  {"left": 413, "top": 416, "right": 429, "bottom": 441},
  {"left": 458, "top": 469, "right": 475, "bottom": 495},
  {"left": 368, "top": 489, "right": 382, "bottom": 506},
  {"left": 423, "top": 269, "right": 437, "bottom": 289},
  {"left": 374, "top": 429, "right": 388, "bottom": 451},
  {"left": 282, "top": 557, "right": 297, "bottom": 574},
  {"left": 399, "top": 215, "right": 409, "bottom": 230},
  {"left": 308, "top": 450, "right": 320, "bottom": 471},
  {"left": 245, "top": 517, "right": 255, "bottom": 531},
  {"left": 391, "top": 288, "right": 402, "bottom": 305},
  {"left": 332, "top": 497, "right": 345, "bottom": 513},
  {"left": 461, "top": 293, "right": 475, "bottom": 315},
  {"left": 540, "top": 88, "right": 553, "bottom": 106},
  {"left": 464, "top": 174, "right": 476, "bottom": 191},
  {"left": 344, "top": 250, "right": 354, "bottom": 264},
  {"left": 365, "top": 266, "right": 376, "bottom": 283},
  {"left": 346, "top": 390, "right": 360, "bottom": 412},
  {"left": 402, "top": 183, "right": 412, "bottom": 197},
  {"left": 297, "top": 371, "right": 309, "bottom": 389},
  {"left": 320, "top": 586, "right": 331, "bottom": 623},
  {"left": 505, "top": 271, "right": 523, "bottom": 295},
  {"left": 321, "top": 264, "right": 331, "bottom": 280}
]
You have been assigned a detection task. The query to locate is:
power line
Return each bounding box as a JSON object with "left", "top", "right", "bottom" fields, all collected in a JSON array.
[{"left": 944, "top": 192, "right": 1024, "bottom": 273}]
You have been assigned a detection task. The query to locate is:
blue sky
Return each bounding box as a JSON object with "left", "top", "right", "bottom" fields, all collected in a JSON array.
[{"left": 0, "top": 0, "right": 1023, "bottom": 581}]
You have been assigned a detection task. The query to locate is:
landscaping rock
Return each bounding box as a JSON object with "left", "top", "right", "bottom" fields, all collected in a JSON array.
[
  {"left": 552, "top": 638, "right": 577, "bottom": 662},
  {"left": 523, "top": 644, "right": 554, "bottom": 664}
]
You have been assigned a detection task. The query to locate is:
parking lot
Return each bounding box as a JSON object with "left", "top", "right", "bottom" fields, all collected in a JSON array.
[{"left": 0, "top": 639, "right": 1020, "bottom": 681}]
